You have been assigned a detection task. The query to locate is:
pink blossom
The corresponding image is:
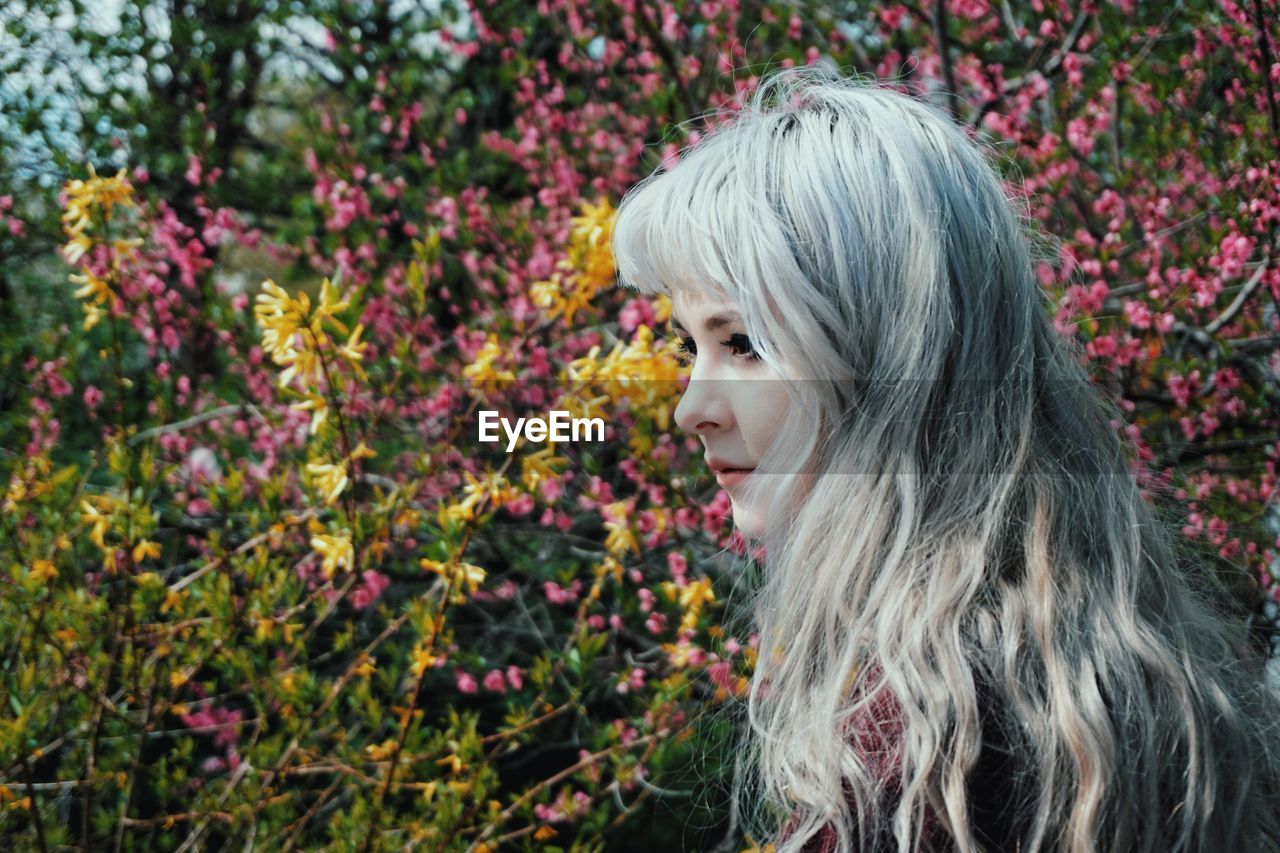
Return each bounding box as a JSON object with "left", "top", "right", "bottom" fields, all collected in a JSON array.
[
  {"left": 83, "top": 385, "right": 104, "bottom": 410},
  {"left": 615, "top": 668, "right": 646, "bottom": 694},
  {"left": 667, "top": 551, "right": 688, "bottom": 582},
  {"left": 1167, "top": 370, "right": 1201, "bottom": 409},
  {"left": 351, "top": 570, "right": 391, "bottom": 610},
  {"left": 482, "top": 669, "right": 507, "bottom": 693},
  {"left": 707, "top": 660, "right": 735, "bottom": 690},
  {"left": 456, "top": 670, "right": 478, "bottom": 694}
]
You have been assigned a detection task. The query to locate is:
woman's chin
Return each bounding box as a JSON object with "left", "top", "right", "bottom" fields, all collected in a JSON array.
[{"left": 728, "top": 500, "right": 766, "bottom": 540}]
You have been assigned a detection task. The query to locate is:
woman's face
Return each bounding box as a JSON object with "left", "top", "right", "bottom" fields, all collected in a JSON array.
[{"left": 670, "top": 288, "right": 791, "bottom": 538}]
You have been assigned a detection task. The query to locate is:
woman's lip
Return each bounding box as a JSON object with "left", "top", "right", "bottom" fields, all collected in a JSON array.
[{"left": 715, "top": 468, "right": 754, "bottom": 488}]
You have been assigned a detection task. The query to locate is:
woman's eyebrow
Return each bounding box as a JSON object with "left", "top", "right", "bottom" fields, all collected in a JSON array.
[
  {"left": 702, "top": 312, "right": 742, "bottom": 331},
  {"left": 667, "top": 311, "right": 742, "bottom": 336}
]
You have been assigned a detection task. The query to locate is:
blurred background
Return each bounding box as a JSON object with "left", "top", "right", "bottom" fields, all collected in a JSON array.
[{"left": 1, "top": 0, "right": 1278, "bottom": 849}]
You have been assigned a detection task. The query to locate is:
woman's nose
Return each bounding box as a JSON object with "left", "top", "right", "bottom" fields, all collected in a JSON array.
[{"left": 674, "top": 378, "right": 733, "bottom": 435}]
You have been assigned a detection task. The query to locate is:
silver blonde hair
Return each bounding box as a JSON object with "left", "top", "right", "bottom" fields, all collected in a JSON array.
[{"left": 612, "top": 65, "right": 1280, "bottom": 852}]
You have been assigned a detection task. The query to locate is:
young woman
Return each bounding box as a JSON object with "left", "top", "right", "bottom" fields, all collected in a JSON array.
[{"left": 610, "top": 66, "right": 1280, "bottom": 852}]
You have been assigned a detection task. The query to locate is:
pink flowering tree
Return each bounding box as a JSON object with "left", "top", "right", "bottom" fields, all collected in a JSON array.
[{"left": 1, "top": 0, "right": 1278, "bottom": 849}]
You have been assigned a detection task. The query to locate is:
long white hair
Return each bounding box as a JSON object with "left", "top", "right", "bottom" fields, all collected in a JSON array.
[{"left": 612, "top": 65, "right": 1280, "bottom": 852}]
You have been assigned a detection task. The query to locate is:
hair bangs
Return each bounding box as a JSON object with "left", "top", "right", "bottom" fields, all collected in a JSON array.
[{"left": 612, "top": 129, "right": 783, "bottom": 308}]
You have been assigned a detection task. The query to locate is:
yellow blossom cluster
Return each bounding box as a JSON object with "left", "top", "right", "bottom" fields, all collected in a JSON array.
[
  {"left": 662, "top": 575, "right": 716, "bottom": 634},
  {"left": 305, "top": 441, "right": 376, "bottom": 506},
  {"left": 2, "top": 454, "right": 55, "bottom": 513},
  {"left": 461, "top": 334, "right": 516, "bottom": 395},
  {"left": 602, "top": 500, "right": 639, "bottom": 557},
  {"left": 438, "top": 470, "right": 518, "bottom": 525},
  {"left": 255, "top": 277, "right": 366, "bottom": 397},
  {"left": 521, "top": 446, "right": 568, "bottom": 494},
  {"left": 530, "top": 196, "right": 616, "bottom": 324},
  {"left": 78, "top": 494, "right": 128, "bottom": 571},
  {"left": 421, "top": 557, "right": 487, "bottom": 601},
  {"left": 565, "top": 324, "right": 684, "bottom": 430},
  {"left": 60, "top": 164, "right": 143, "bottom": 331},
  {"left": 409, "top": 643, "right": 439, "bottom": 678},
  {"left": 311, "top": 530, "right": 354, "bottom": 579}
]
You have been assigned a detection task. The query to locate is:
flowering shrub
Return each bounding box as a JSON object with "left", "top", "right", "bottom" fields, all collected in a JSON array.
[{"left": 2, "top": 0, "right": 1279, "bottom": 849}]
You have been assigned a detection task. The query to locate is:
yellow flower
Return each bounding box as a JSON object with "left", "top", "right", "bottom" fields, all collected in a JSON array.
[
  {"left": 567, "top": 195, "right": 616, "bottom": 290},
  {"left": 80, "top": 498, "right": 111, "bottom": 550},
  {"left": 409, "top": 644, "right": 438, "bottom": 677},
  {"left": 111, "top": 236, "right": 144, "bottom": 256},
  {"left": 276, "top": 337, "right": 323, "bottom": 389},
  {"left": 554, "top": 391, "right": 611, "bottom": 425},
  {"left": 348, "top": 441, "right": 377, "bottom": 462},
  {"left": 604, "top": 520, "right": 638, "bottom": 557},
  {"left": 132, "top": 539, "right": 161, "bottom": 563},
  {"left": 420, "top": 557, "right": 486, "bottom": 594},
  {"left": 311, "top": 531, "right": 354, "bottom": 579},
  {"left": 596, "top": 556, "right": 624, "bottom": 584},
  {"left": 160, "top": 589, "right": 184, "bottom": 614},
  {"left": 81, "top": 302, "right": 106, "bottom": 331},
  {"left": 291, "top": 392, "right": 329, "bottom": 435},
  {"left": 28, "top": 560, "right": 57, "bottom": 583},
  {"left": 69, "top": 267, "right": 113, "bottom": 305},
  {"left": 313, "top": 276, "right": 350, "bottom": 335},
  {"left": 436, "top": 753, "right": 463, "bottom": 774},
  {"left": 63, "top": 233, "right": 94, "bottom": 266},
  {"left": 531, "top": 271, "right": 596, "bottom": 324},
  {"left": 365, "top": 738, "right": 397, "bottom": 761},
  {"left": 461, "top": 469, "right": 508, "bottom": 512},
  {"left": 526, "top": 196, "right": 617, "bottom": 327},
  {"left": 530, "top": 275, "right": 567, "bottom": 317},
  {"left": 566, "top": 325, "right": 684, "bottom": 429},
  {"left": 62, "top": 163, "right": 134, "bottom": 232},
  {"left": 522, "top": 446, "right": 567, "bottom": 493},
  {"left": 653, "top": 293, "right": 672, "bottom": 324},
  {"left": 339, "top": 323, "right": 368, "bottom": 380},
  {"left": 255, "top": 279, "right": 311, "bottom": 365},
  {"left": 570, "top": 196, "right": 614, "bottom": 250},
  {"left": 455, "top": 562, "right": 486, "bottom": 593},
  {"left": 438, "top": 500, "right": 474, "bottom": 525},
  {"left": 306, "top": 459, "right": 348, "bottom": 505},
  {"left": 679, "top": 576, "right": 716, "bottom": 611},
  {"left": 353, "top": 654, "right": 376, "bottom": 679},
  {"left": 462, "top": 334, "right": 516, "bottom": 393}
]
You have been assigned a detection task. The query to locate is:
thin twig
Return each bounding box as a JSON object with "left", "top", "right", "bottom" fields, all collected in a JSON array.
[
  {"left": 1205, "top": 261, "right": 1269, "bottom": 334},
  {"left": 128, "top": 403, "right": 268, "bottom": 445}
]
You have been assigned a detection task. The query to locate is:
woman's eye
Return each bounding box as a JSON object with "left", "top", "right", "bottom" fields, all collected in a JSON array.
[
  {"left": 673, "top": 336, "right": 697, "bottom": 366},
  {"left": 722, "top": 333, "right": 759, "bottom": 360},
  {"left": 668, "top": 333, "right": 758, "bottom": 365}
]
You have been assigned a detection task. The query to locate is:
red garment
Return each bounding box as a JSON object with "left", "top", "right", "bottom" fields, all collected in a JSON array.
[
  {"left": 790, "top": 667, "right": 1031, "bottom": 852},
  {"left": 797, "top": 665, "right": 946, "bottom": 852}
]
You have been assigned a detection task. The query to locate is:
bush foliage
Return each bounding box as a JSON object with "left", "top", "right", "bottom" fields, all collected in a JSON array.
[{"left": 1, "top": 0, "right": 1278, "bottom": 849}]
